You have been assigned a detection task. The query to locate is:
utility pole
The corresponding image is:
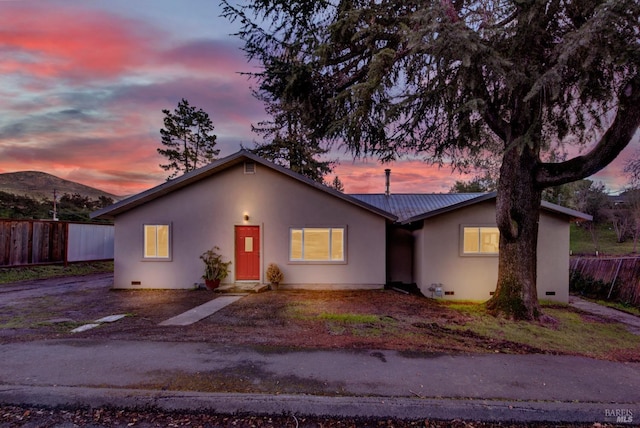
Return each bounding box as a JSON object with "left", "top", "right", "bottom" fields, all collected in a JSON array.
[{"left": 52, "top": 189, "right": 58, "bottom": 221}]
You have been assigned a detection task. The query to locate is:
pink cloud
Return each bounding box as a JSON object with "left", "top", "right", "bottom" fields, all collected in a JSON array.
[
  {"left": 333, "top": 160, "right": 466, "bottom": 194},
  {"left": 160, "top": 39, "right": 253, "bottom": 76},
  {"left": 0, "top": 3, "right": 163, "bottom": 81}
]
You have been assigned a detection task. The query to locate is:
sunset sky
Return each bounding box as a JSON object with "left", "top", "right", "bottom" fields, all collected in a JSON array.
[{"left": 1, "top": 1, "right": 638, "bottom": 197}]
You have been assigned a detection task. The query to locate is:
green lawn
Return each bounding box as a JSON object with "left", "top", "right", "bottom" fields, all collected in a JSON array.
[
  {"left": 570, "top": 223, "right": 638, "bottom": 256},
  {"left": 444, "top": 301, "right": 640, "bottom": 360},
  {"left": 0, "top": 261, "right": 114, "bottom": 284}
]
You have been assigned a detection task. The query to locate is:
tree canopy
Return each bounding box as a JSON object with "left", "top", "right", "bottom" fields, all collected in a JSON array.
[
  {"left": 223, "top": 0, "right": 640, "bottom": 320},
  {"left": 249, "top": 52, "right": 335, "bottom": 183},
  {"left": 450, "top": 173, "right": 497, "bottom": 193},
  {"left": 249, "top": 137, "right": 334, "bottom": 183},
  {"left": 158, "top": 98, "right": 219, "bottom": 180}
]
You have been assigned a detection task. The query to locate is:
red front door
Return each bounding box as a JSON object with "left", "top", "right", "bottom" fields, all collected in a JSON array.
[{"left": 235, "top": 226, "right": 260, "bottom": 280}]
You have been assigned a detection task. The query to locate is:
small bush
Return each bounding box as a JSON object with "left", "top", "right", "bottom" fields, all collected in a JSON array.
[
  {"left": 570, "top": 271, "right": 611, "bottom": 299},
  {"left": 266, "top": 263, "right": 284, "bottom": 284}
]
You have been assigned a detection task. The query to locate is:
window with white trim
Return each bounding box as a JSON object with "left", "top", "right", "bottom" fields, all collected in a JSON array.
[
  {"left": 462, "top": 226, "right": 499, "bottom": 255},
  {"left": 144, "top": 224, "right": 170, "bottom": 259},
  {"left": 290, "top": 227, "right": 345, "bottom": 262}
]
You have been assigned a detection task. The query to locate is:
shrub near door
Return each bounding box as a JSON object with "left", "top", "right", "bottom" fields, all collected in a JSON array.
[
  {"left": 266, "top": 263, "right": 284, "bottom": 290},
  {"left": 200, "top": 246, "right": 232, "bottom": 290}
]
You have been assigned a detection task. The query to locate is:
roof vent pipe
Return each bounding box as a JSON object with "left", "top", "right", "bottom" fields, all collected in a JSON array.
[{"left": 385, "top": 169, "right": 391, "bottom": 196}]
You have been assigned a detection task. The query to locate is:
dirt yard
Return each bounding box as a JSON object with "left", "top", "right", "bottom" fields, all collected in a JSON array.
[{"left": 2, "top": 273, "right": 639, "bottom": 362}]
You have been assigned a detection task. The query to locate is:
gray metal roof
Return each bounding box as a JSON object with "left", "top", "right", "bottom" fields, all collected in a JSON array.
[
  {"left": 351, "top": 192, "right": 592, "bottom": 223},
  {"left": 350, "top": 193, "right": 487, "bottom": 223}
]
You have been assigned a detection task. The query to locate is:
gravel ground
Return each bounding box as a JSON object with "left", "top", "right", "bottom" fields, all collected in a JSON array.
[{"left": 0, "top": 405, "right": 616, "bottom": 427}]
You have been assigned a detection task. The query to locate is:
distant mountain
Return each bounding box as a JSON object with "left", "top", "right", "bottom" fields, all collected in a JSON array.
[{"left": 0, "top": 171, "right": 121, "bottom": 201}]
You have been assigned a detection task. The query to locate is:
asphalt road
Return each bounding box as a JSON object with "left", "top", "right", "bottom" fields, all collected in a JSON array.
[{"left": 0, "top": 274, "right": 638, "bottom": 424}]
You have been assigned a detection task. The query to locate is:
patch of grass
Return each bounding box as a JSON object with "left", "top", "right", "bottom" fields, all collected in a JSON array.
[
  {"left": 318, "top": 313, "right": 381, "bottom": 323},
  {"left": 0, "top": 296, "right": 78, "bottom": 330},
  {"left": 36, "top": 320, "right": 88, "bottom": 332},
  {"left": 442, "top": 300, "right": 640, "bottom": 359},
  {"left": 441, "top": 301, "right": 486, "bottom": 315},
  {"left": 0, "top": 314, "right": 85, "bottom": 331},
  {"left": 0, "top": 261, "right": 113, "bottom": 284},
  {"left": 570, "top": 223, "right": 638, "bottom": 255},
  {"left": 318, "top": 312, "right": 396, "bottom": 337},
  {"left": 0, "top": 315, "right": 30, "bottom": 329},
  {"left": 591, "top": 299, "right": 640, "bottom": 317}
]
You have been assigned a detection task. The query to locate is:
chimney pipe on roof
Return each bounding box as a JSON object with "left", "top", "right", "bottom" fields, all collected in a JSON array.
[{"left": 385, "top": 169, "right": 391, "bottom": 196}]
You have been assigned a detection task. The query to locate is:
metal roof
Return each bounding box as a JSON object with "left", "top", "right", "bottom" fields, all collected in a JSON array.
[
  {"left": 351, "top": 192, "right": 592, "bottom": 223},
  {"left": 350, "top": 193, "right": 486, "bottom": 223}
]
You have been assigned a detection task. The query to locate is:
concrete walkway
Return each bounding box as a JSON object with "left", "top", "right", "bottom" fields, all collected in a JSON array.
[
  {"left": 569, "top": 296, "right": 640, "bottom": 335},
  {"left": 159, "top": 294, "right": 246, "bottom": 326}
]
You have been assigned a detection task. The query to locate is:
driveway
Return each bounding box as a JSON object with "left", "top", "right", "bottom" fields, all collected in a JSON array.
[{"left": 0, "top": 273, "right": 114, "bottom": 303}]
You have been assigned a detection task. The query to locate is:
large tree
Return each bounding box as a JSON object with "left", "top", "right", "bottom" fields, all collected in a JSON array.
[
  {"left": 250, "top": 136, "right": 334, "bottom": 183},
  {"left": 223, "top": 0, "right": 640, "bottom": 320},
  {"left": 158, "top": 98, "right": 219, "bottom": 180},
  {"left": 250, "top": 55, "right": 335, "bottom": 183}
]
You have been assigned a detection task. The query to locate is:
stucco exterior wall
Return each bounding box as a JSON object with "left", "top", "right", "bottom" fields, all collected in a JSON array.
[
  {"left": 414, "top": 201, "right": 569, "bottom": 302},
  {"left": 113, "top": 163, "right": 387, "bottom": 289},
  {"left": 536, "top": 212, "right": 570, "bottom": 302}
]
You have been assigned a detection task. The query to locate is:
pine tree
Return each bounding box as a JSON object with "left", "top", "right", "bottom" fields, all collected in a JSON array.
[
  {"left": 330, "top": 176, "right": 345, "bottom": 192},
  {"left": 249, "top": 54, "right": 335, "bottom": 183},
  {"left": 158, "top": 98, "right": 219, "bottom": 180}
]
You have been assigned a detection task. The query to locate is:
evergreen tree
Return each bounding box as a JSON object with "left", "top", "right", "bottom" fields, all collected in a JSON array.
[
  {"left": 223, "top": 0, "right": 640, "bottom": 320},
  {"left": 158, "top": 98, "right": 219, "bottom": 180},
  {"left": 330, "top": 176, "right": 345, "bottom": 192},
  {"left": 250, "top": 136, "right": 333, "bottom": 183},
  {"left": 450, "top": 173, "right": 496, "bottom": 193},
  {"left": 250, "top": 54, "right": 335, "bottom": 183}
]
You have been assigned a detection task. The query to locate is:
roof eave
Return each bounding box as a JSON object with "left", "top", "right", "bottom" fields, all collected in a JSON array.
[
  {"left": 540, "top": 200, "right": 592, "bottom": 221},
  {"left": 91, "top": 150, "right": 398, "bottom": 222},
  {"left": 91, "top": 150, "right": 250, "bottom": 220},
  {"left": 400, "top": 192, "right": 497, "bottom": 224}
]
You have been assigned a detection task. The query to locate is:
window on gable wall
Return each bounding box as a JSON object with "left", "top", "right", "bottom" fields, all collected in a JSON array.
[
  {"left": 290, "top": 227, "right": 345, "bottom": 262},
  {"left": 144, "top": 224, "right": 170, "bottom": 259},
  {"left": 462, "top": 226, "right": 499, "bottom": 255}
]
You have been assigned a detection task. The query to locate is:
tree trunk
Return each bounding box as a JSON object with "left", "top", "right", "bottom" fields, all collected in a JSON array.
[{"left": 486, "top": 145, "right": 542, "bottom": 320}]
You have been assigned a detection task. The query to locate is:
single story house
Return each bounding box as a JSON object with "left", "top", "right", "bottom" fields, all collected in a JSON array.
[{"left": 92, "top": 150, "right": 590, "bottom": 303}]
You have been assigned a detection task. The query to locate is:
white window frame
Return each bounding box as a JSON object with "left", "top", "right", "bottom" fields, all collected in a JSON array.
[
  {"left": 460, "top": 225, "right": 499, "bottom": 256},
  {"left": 143, "top": 223, "right": 172, "bottom": 261},
  {"left": 289, "top": 226, "right": 346, "bottom": 264}
]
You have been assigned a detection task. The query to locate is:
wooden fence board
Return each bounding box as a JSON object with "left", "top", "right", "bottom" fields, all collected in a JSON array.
[
  {"left": 10, "top": 222, "right": 30, "bottom": 266},
  {"left": 0, "top": 222, "right": 9, "bottom": 265},
  {"left": 570, "top": 256, "right": 640, "bottom": 306},
  {"left": 0, "top": 220, "right": 111, "bottom": 267}
]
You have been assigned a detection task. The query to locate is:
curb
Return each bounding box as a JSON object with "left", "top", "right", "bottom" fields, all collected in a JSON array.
[{"left": 0, "top": 385, "right": 630, "bottom": 424}]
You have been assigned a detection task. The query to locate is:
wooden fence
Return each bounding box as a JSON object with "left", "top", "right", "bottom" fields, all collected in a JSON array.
[
  {"left": 570, "top": 256, "right": 640, "bottom": 306},
  {"left": 0, "top": 219, "right": 114, "bottom": 267}
]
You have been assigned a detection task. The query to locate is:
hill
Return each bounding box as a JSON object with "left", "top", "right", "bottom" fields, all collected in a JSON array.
[{"left": 0, "top": 171, "right": 121, "bottom": 201}]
